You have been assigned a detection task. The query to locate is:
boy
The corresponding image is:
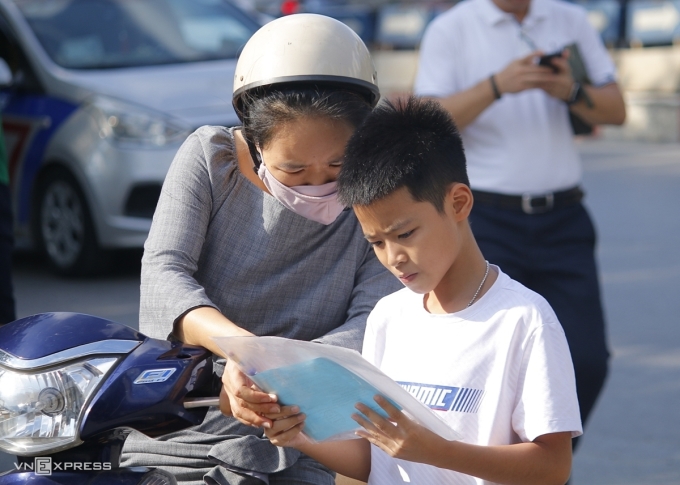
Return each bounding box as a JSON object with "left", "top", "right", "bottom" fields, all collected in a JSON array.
[{"left": 263, "top": 97, "right": 582, "bottom": 485}]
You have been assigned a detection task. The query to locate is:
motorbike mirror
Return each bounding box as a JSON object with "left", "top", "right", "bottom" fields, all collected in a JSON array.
[{"left": 0, "top": 58, "right": 12, "bottom": 87}]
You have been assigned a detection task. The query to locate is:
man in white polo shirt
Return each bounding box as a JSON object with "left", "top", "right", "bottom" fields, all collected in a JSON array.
[{"left": 414, "top": 0, "right": 626, "bottom": 438}]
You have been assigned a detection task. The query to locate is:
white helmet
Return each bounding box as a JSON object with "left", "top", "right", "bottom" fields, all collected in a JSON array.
[{"left": 233, "top": 13, "right": 380, "bottom": 119}]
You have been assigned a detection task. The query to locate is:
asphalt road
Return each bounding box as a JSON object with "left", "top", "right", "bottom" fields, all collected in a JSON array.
[
  {"left": 1, "top": 137, "right": 679, "bottom": 483},
  {"left": 569, "top": 138, "right": 680, "bottom": 484}
]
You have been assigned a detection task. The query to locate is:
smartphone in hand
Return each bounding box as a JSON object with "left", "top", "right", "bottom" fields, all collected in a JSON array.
[{"left": 538, "top": 50, "right": 563, "bottom": 73}]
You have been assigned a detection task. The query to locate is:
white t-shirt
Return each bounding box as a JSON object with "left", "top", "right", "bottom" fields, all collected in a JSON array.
[
  {"left": 362, "top": 268, "right": 582, "bottom": 485},
  {"left": 414, "top": 0, "right": 617, "bottom": 195}
]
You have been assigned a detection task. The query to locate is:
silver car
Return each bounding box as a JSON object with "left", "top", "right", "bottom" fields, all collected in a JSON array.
[{"left": 0, "top": 0, "right": 259, "bottom": 275}]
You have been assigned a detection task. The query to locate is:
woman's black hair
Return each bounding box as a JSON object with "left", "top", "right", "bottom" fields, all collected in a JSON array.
[{"left": 239, "top": 85, "right": 373, "bottom": 169}]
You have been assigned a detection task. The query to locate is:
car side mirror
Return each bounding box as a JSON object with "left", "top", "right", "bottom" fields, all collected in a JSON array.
[{"left": 0, "top": 58, "right": 13, "bottom": 88}]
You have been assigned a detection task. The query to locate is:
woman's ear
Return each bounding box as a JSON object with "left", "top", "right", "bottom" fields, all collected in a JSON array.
[{"left": 447, "top": 183, "right": 473, "bottom": 221}]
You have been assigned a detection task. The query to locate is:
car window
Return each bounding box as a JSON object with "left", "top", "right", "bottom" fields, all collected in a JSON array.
[
  {"left": 13, "top": 0, "right": 259, "bottom": 69},
  {"left": 0, "top": 10, "right": 42, "bottom": 92},
  {"left": 0, "top": 13, "right": 16, "bottom": 69}
]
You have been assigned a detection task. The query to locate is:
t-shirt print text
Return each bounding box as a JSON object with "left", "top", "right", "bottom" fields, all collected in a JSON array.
[{"left": 399, "top": 382, "right": 485, "bottom": 413}]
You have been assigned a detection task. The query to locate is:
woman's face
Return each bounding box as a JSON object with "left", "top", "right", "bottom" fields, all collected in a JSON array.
[{"left": 260, "top": 116, "right": 354, "bottom": 187}]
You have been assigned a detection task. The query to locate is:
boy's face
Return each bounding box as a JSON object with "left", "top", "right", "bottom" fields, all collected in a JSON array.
[{"left": 354, "top": 186, "right": 467, "bottom": 295}]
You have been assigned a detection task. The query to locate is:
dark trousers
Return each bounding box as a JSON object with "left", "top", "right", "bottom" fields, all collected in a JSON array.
[
  {"left": 470, "top": 201, "right": 609, "bottom": 432},
  {"left": 0, "top": 184, "right": 15, "bottom": 325}
]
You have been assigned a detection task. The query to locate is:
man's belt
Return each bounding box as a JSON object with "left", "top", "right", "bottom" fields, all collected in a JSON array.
[{"left": 472, "top": 187, "right": 584, "bottom": 214}]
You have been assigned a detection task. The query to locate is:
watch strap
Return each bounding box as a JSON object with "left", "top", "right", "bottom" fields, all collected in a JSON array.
[{"left": 567, "top": 82, "right": 581, "bottom": 105}]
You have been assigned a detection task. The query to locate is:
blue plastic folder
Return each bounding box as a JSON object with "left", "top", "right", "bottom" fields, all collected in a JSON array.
[
  {"left": 251, "top": 357, "right": 401, "bottom": 442},
  {"left": 212, "top": 336, "right": 462, "bottom": 443}
]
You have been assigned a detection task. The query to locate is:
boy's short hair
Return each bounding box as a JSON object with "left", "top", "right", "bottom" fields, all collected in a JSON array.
[{"left": 338, "top": 96, "right": 469, "bottom": 211}]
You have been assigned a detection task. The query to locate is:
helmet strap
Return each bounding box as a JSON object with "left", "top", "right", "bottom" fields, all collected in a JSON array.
[
  {"left": 237, "top": 124, "right": 263, "bottom": 173},
  {"left": 246, "top": 138, "right": 262, "bottom": 173}
]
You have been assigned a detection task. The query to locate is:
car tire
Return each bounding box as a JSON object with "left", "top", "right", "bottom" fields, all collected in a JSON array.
[{"left": 34, "top": 168, "right": 109, "bottom": 276}]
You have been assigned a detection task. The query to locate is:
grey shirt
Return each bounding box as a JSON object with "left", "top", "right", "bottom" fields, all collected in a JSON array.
[{"left": 122, "top": 126, "right": 400, "bottom": 484}]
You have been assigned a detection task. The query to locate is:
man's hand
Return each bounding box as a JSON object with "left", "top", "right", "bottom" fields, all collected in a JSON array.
[
  {"left": 434, "top": 50, "right": 560, "bottom": 129},
  {"left": 535, "top": 49, "right": 575, "bottom": 101},
  {"left": 219, "top": 359, "right": 280, "bottom": 428},
  {"left": 262, "top": 405, "right": 309, "bottom": 448},
  {"left": 494, "top": 51, "right": 555, "bottom": 95},
  {"left": 353, "top": 395, "right": 444, "bottom": 463}
]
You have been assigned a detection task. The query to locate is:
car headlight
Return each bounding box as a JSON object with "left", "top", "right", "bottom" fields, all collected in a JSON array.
[
  {"left": 0, "top": 357, "right": 118, "bottom": 455},
  {"left": 88, "top": 95, "right": 192, "bottom": 147}
]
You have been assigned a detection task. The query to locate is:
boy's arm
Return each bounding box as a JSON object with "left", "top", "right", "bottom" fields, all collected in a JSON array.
[
  {"left": 264, "top": 406, "right": 372, "bottom": 482},
  {"left": 296, "top": 437, "right": 371, "bottom": 482},
  {"left": 434, "top": 432, "right": 572, "bottom": 485},
  {"left": 356, "top": 397, "right": 572, "bottom": 485}
]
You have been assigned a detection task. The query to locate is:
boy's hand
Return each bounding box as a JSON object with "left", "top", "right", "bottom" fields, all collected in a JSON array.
[
  {"left": 353, "top": 395, "right": 443, "bottom": 463},
  {"left": 262, "top": 405, "right": 310, "bottom": 449}
]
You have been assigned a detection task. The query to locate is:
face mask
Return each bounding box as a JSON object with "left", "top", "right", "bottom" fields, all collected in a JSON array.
[{"left": 257, "top": 161, "right": 345, "bottom": 225}]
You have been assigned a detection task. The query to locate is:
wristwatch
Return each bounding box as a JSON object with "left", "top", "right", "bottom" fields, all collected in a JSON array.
[{"left": 566, "top": 82, "right": 583, "bottom": 106}]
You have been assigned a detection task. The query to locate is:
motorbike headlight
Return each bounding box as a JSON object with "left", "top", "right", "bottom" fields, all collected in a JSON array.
[
  {"left": 88, "top": 95, "right": 192, "bottom": 147},
  {"left": 0, "top": 357, "right": 118, "bottom": 455}
]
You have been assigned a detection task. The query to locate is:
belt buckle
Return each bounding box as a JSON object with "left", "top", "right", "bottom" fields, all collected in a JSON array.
[{"left": 521, "top": 193, "right": 554, "bottom": 214}]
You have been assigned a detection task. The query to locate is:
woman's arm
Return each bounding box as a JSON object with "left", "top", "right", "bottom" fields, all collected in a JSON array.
[
  {"left": 140, "top": 131, "right": 222, "bottom": 339},
  {"left": 141, "top": 129, "right": 248, "bottom": 345},
  {"left": 178, "top": 307, "right": 282, "bottom": 428},
  {"left": 143, "top": 129, "right": 280, "bottom": 427},
  {"left": 175, "top": 306, "right": 252, "bottom": 354}
]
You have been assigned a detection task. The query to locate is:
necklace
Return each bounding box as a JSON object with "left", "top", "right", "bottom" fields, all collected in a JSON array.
[{"left": 467, "top": 260, "right": 490, "bottom": 307}]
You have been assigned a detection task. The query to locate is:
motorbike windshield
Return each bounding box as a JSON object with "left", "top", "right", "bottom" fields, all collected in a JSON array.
[{"left": 14, "top": 0, "right": 259, "bottom": 69}]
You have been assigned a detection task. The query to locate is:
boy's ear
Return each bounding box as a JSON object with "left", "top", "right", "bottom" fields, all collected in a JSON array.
[{"left": 447, "top": 183, "right": 473, "bottom": 221}]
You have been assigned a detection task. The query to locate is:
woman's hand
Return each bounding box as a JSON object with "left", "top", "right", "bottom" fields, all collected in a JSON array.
[
  {"left": 176, "top": 307, "right": 279, "bottom": 427},
  {"left": 353, "top": 395, "right": 443, "bottom": 464},
  {"left": 262, "top": 405, "right": 309, "bottom": 448},
  {"left": 220, "top": 359, "right": 281, "bottom": 428}
]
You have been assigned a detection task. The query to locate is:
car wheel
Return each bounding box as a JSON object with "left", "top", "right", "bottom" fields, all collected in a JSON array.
[{"left": 34, "top": 169, "right": 108, "bottom": 276}]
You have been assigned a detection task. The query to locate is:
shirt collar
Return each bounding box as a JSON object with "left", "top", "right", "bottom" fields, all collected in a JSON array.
[
  {"left": 476, "top": 0, "right": 512, "bottom": 26},
  {"left": 524, "top": 0, "right": 549, "bottom": 28},
  {"left": 476, "top": 0, "right": 549, "bottom": 27}
]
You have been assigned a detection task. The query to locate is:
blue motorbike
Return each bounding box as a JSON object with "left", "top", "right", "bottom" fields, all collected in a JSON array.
[{"left": 0, "top": 312, "right": 219, "bottom": 484}]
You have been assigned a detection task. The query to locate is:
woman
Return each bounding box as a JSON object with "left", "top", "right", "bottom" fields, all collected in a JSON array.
[{"left": 120, "top": 14, "right": 400, "bottom": 485}]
